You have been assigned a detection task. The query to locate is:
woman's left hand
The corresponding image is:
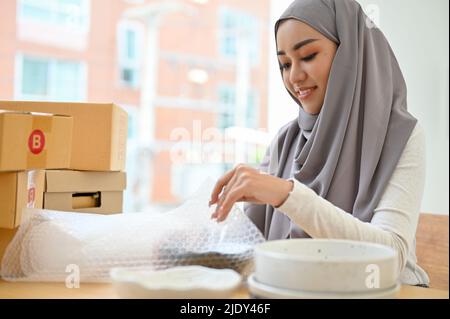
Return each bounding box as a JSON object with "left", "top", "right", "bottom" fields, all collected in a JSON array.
[{"left": 209, "top": 164, "right": 294, "bottom": 222}]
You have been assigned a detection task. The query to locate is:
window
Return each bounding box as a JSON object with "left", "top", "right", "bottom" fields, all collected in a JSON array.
[
  {"left": 18, "top": 0, "right": 90, "bottom": 31},
  {"left": 218, "top": 7, "right": 260, "bottom": 63},
  {"left": 17, "top": 55, "right": 87, "bottom": 102},
  {"left": 218, "top": 85, "right": 236, "bottom": 129},
  {"left": 246, "top": 91, "right": 259, "bottom": 129},
  {"left": 118, "top": 21, "right": 144, "bottom": 88},
  {"left": 217, "top": 85, "right": 259, "bottom": 129},
  {"left": 21, "top": 58, "right": 49, "bottom": 96}
]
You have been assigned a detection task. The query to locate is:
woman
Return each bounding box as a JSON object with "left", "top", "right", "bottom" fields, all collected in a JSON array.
[{"left": 209, "top": 0, "right": 429, "bottom": 286}]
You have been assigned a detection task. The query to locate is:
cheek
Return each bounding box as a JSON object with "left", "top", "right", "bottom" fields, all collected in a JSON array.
[
  {"left": 318, "top": 53, "right": 335, "bottom": 84},
  {"left": 303, "top": 62, "right": 328, "bottom": 87}
]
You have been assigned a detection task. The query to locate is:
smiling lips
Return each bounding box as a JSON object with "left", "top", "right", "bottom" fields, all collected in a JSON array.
[{"left": 295, "top": 86, "right": 317, "bottom": 100}]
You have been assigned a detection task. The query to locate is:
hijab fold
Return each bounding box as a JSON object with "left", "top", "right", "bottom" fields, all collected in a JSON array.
[{"left": 245, "top": 0, "right": 417, "bottom": 239}]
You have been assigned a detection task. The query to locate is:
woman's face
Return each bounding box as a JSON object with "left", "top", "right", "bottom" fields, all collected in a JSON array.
[{"left": 276, "top": 19, "right": 337, "bottom": 115}]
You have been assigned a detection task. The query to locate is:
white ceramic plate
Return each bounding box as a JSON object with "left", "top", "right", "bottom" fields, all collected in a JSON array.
[
  {"left": 248, "top": 274, "right": 400, "bottom": 299},
  {"left": 110, "top": 265, "right": 242, "bottom": 299},
  {"left": 254, "top": 239, "right": 398, "bottom": 292}
]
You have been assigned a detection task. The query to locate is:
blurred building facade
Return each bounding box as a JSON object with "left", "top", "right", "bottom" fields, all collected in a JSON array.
[{"left": 0, "top": 0, "right": 271, "bottom": 211}]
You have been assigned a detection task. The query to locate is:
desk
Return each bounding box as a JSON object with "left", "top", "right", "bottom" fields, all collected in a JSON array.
[{"left": 0, "top": 280, "right": 448, "bottom": 299}]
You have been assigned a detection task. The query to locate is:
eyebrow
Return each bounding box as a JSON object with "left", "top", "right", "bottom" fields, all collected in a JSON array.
[{"left": 277, "top": 38, "right": 319, "bottom": 55}]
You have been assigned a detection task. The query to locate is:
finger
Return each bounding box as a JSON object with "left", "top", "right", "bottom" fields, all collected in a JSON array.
[
  {"left": 211, "top": 172, "right": 239, "bottom": 218},
  {"left": 216, "top": 185, "right": 247, "bottom": 222},
  {"left": 215, "top": 171, "right": 239, "bottom": 210},
  {"left": 209, "top": 169, "right": 236, "bottom": 206},
  {"left": 212, "top": 197, "right": 265, "bottom": 219},
  {"left": 214, "top": 166, "right": 255, "bottom": 218}
]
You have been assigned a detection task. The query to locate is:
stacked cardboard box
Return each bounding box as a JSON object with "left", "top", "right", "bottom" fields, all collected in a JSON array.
[
  {"left": 0, "top": 109, "right": 72, "bottom": 228},
  {"left": 0, "top": 228, "right": 16, "bottom": 265},
  {"left": 0, "top": 101, "right": 128, "bottom": 260}
]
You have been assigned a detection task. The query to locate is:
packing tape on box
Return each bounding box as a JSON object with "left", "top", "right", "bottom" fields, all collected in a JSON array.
[{"left": 26, "top": 116, "right": 51, "bottom": 168}]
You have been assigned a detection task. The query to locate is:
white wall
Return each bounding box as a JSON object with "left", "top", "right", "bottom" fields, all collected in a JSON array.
[{"left": 268, "top": 0, "right": 449, "bottom": 214}]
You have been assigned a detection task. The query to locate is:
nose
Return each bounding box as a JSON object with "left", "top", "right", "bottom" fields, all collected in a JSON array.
[{"left": 289, "top": 62, "right": 307, "bottom": 86}]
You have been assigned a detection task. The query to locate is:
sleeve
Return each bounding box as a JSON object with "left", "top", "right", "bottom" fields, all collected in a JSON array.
[{"left": 276, "top": 123, "right": 426, "bottom": 274}]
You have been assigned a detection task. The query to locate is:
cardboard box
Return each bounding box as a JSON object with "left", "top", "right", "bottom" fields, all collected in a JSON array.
[
  {"left": 0, "top": 170, "right": 45, "bottom": 229},
  {"left": 0, "top": 228, "right": 18, "bottom": 264},
  {"left": 0, "top": 110, "right": 73, "bottom": 171},
  {"left": 0, "top": 101, "right": 128, "bottom": 171},
  {"left": 43, "top": 170, "right": 126, "bottom": 214}
]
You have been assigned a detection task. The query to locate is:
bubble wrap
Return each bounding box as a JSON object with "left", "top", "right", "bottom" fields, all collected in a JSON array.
[{"left": 1, "top": 179, "right": 265, "bottom": 283}]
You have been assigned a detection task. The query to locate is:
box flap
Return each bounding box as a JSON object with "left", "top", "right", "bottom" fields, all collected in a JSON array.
[
  {"left": 0, "top": 109, "right": 30, "bottom": 117},
  {"left": 0, "top": 109, "right": 70, "bottom": 118},
  {"left": 45, "top": 170, "right": 126, "bottom": 192}
]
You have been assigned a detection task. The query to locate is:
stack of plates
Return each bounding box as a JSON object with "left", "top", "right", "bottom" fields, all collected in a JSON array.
[{"left": 248, "top": 239, "right": 400, "bottom": 299}]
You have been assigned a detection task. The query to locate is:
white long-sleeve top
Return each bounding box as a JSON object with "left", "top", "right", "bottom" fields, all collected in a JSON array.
[{"left": 276, "top": 123, "right": 429, "bottom": 286}]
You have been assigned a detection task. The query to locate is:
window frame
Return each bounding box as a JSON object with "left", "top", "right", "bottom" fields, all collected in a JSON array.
[
  {"left": 17, "top": 0, "right": 91, "bottom": 33},
  {"left": 217, "top": 6, "right": 261, "bottom": 65},
  {"left": 15, "top": 53, "right": 87, "bottom": 102},
  {"left": 217, "top": 83, "right": 259, "bottom": 130},
  {"left": 117, "top": 20, "right": 145, "bottom": 88}
]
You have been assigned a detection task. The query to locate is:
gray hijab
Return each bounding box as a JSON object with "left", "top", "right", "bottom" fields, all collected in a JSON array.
[{"left": 244, "top": 0, "right": 417, "bottom": 239}]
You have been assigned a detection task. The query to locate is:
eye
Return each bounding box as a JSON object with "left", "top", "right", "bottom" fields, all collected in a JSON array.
[
  {"left": 301, "top": 53, "right": 318, "bottom": 62},
  {"left": 279, "top": 63, "right": 291, "bottom": 71}
]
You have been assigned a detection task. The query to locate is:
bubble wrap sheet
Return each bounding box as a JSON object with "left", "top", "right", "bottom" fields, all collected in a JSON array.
[{"left": 1, "top": 180, "right": 265, "bottom": 282}]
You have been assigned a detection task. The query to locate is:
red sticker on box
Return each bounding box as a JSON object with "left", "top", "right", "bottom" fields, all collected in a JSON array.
[{"left": 28, "top": 129, "right": 45, "bottom": 154}]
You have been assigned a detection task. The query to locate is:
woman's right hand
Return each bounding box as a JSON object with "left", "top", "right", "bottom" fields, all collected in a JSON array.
[{"left": 209, "top": 164, "right": 293, "bottom": 222}]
